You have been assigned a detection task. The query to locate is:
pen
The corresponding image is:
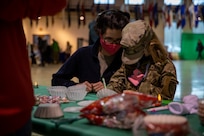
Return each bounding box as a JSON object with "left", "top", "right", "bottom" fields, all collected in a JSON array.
[
  {"left": 102, "top": 78, "right": 107, "bottom": 89},
  {"left": 147, "top": 105, "right": 168, "bottom": 112}
]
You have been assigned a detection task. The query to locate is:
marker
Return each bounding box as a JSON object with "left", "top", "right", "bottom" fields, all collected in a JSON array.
[
  {"left": 102, "top": 78, "right": 106, "bottom": 89},
  {"left": 147, "top": 105, "right": 169, "bottom": 112}
]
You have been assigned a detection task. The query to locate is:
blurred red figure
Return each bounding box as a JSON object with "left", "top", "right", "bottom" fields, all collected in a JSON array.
[{"left": 0, "top": 0, "right": 66, "bottom": 135}]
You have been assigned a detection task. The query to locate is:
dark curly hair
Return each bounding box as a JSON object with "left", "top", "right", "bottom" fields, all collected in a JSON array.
[{"left": 95, "top": 9, "right": 130, "bottom": 35}]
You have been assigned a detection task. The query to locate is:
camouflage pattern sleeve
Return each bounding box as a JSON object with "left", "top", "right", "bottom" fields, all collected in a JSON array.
[
  {"left": 160, "top": 59, "right": 179, "bottom": 100},
  {"left": 107, "top": 64, "right": 128, "bottom": 93},
  {"left": 138, "top": 59, "right": 178, "bottom": 100}
]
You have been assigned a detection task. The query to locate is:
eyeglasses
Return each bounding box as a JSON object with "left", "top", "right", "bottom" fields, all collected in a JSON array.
[{"left": 103, "top": 37, "right": 121, "bottom": 44}]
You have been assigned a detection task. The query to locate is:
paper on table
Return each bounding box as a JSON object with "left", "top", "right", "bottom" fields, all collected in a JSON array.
[
  {"left": 77, "top": 100, "right": 95, "bottom": 107},
  {"left": 63, "top": 106, "right": 83, "bottom": 113}
]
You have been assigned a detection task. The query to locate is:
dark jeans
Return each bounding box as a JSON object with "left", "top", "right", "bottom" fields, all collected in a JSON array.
[
  {"left": 197, "top": 52, "right": 203, "bottom": 60},
  {"left": 6, "top": 119, "right": 32, "bottom": 136}
]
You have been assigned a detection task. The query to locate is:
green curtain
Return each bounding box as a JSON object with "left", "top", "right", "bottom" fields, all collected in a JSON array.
[{"left": 180, "top": 33, "right": 204, "bottom": 60}]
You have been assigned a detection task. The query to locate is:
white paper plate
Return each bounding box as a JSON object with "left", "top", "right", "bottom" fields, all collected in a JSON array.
[
  {"left": 77, "top": 100, "right": 95, "bottom": 107},
  {"left": 63, "top": 106, "right": 83, "bottom": 113}
]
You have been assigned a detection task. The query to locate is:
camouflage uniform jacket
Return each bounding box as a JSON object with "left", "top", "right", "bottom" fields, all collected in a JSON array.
[{"left": 107, "top": 56, "right": 178, "bottom": 100}]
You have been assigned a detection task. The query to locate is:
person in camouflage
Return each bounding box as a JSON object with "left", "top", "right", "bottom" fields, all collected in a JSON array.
[{"left": 107, "top": 20, "right": 178, "bottom": 100}]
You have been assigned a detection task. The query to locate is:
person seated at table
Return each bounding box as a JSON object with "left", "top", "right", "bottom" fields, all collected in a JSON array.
[
  {"left": 106, "top": 20, "right": 178, "bottom": 100},
  {"left": 51, "top": 9, "right": 130, "bottom": 92}
]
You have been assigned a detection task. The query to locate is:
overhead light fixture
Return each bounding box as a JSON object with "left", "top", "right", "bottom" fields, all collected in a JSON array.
[{"left": 80, "top": 15, "right": 84, "bottom": 21}]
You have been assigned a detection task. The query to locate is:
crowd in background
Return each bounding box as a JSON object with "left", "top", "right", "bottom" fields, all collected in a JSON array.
[{"left": 28, "top": 38, "right": 72, "bottom": 66}]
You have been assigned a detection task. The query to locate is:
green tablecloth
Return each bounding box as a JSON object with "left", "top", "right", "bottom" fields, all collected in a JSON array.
[{"left": 32, "top": 86, "right": 204, "bottom": 136}]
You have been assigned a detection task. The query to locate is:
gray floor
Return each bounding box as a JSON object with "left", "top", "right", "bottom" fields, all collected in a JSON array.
[
  {"left": 31, "top": 60, "right": 204, "bottom": 101},
  {"left": 173, "top": 60, "right": 204, "bottom": 101}
]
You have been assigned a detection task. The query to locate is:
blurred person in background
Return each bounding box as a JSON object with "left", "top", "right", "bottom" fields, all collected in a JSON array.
[
  {"left": 51, "top": 38, "right": 60, "bottom": 64},
  {"left": 196, "top": 39, "right": 203, "bottom": 60},
  {"left": 88, "top": 17, "right": 99, "bottom": 45},
  {"left": 0, "top": 0, "right": 66, "bottom": 135},
  {"left": 65, "top": 41, "right": 72, "bottom": 60},
  {"left": 52, "top": 9, "right": 130, "bottom": 92},
  {"left": 107, "top": 20, "right": 178, "bottom": 100},
  {"left": 38, "top": 37, "right": 48, "bottom": 66}
]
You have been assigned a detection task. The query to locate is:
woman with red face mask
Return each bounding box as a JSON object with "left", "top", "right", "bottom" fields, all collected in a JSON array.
[{"left": 52, "top": 9, "right": 130, "bottom": 92}]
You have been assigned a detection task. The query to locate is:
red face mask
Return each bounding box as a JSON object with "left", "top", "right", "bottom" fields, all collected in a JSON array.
[{"left": 100, "top": 37, "right": 121, "bottom": 55}]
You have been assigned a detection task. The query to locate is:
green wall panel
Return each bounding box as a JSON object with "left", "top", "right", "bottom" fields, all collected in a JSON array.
[{"left": 180, "top": 33, "right": 204, "bottom": 60}]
